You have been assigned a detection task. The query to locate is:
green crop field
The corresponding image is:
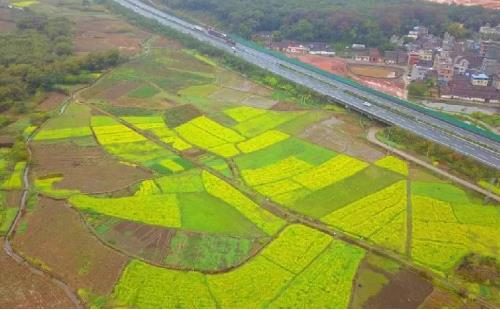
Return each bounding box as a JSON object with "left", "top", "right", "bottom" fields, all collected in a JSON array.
[
  {"left": 34, "top": 104, "right": 95, "bottom": 145},
  {"left": 1, "top": 162, "right": 26, "bottom": 190},
  {"left": 374, "top": 155, "right": 408, "bottom": 176},
  {"left": 110, "top": 225, "right": 364, "bottom": 308},
  {"left": 69, "top": 194, "right": 181, "bottom": 228},
  {"left": 163, "top": 231, "right": 254, "bottom": 271},
  {"left": 202, "top": 171, "right": 286, "bottom": 236},
  {"left": 127, "top": 85, "right": 161, "bottom": 98},
  {"left": 411, "top": 184, "right": 500, "bottom": 272},
  {"left": 92, "top": 116, "right": 192, "bottom": 174},
  {"left": 322, "top": 181, "right": 407, "bottom": 253}
]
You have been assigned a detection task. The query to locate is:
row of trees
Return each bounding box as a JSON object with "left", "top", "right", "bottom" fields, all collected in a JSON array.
[
  {"left": 161, "top": 0, "right": 500, "bottom": 48},
  {"left": 380, "top": 127, "right": 496, "bottom": 181},
  {"left": 0, "top": 10, "right": 124, "bottom": 112}
]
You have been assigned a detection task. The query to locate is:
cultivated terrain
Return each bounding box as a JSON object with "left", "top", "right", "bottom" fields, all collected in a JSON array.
[{"left": 0, "top": 0, "right": 499, "bottom": 308}]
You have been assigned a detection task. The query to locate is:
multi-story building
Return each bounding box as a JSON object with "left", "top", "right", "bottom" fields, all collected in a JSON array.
[
  {"left": 470, "top": 73, "right": 490, "bottom": 87},
  {"left": 410, "top": 62, "right": 433, "bottom": 81},
  {"left": 435, "top": 54, "right": 454, "bottom": 82}
]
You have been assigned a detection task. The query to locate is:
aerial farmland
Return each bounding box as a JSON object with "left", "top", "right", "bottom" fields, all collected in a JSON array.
[{"left": 0, "top": 0, "right": 499, "bottom": 308}]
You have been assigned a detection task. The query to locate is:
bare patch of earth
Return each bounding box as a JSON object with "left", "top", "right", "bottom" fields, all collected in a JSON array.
[
  {"left": 0, "top": 251, "right": 75, "bottom": 308},
  {"left": 12, "top": 197, "right": 128, "bottom": 297},
  {"left": 85, "top": 215, "right": 175, "bottom": 266},
  {"left": 37, "top": 92, "right": 68, "bottom": 112},
  {"left": 74, "top": 17, "right": 149, "bottom": 55},
  {"left": 271, "top": 101, "right": 307, "bottom": 111},
  {"left": 419, "top": 288, "right": 482, "bottom": 308},
  {"left": 300, "top": 116, "right": 384, "bottom": 162},
  {"left": 31, "top": 143, "right": 152, "bottom": 194},
  {"left": 241, "top": 95, "right": 277, "bottom": 109},
  {"left": 363, "top": 269, "right": 433, "bottom": 308}
]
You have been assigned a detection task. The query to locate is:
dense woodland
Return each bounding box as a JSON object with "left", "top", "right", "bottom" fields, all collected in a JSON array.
[
  {"left": 162, "top": 0, "right": 500, "bottom": 49},
  {"left": 0, "top": 10, "right": 123, "bottom": 113}
]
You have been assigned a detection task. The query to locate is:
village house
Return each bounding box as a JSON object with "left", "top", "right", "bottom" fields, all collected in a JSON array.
[
  {"left": 442, "top": 32, "right": 456, "bottom": 51},
  {"left": 480, "top": 24, "right": 500, "bottom": 40},
  {"left": 440, "top": 75, "right": 500, "bottom": 104},
  {"left": 493, "top": 74, "right": 500, "bottom": 90},
  {"left": 453, "top": 54, "right": 483, "bottom": 75},
  {"left": 410, "top": 61, "right": 433, "bottom": 81},
  {"left": 419, "top": 49, "right": 434, "bottom": 62},
  {"left": 408, "top": 52, "right": 421, "bottom": 66},
  {"left": 434, "top": 54, "right": 454, "bottom": 83},
  {"left": 307, "top": 42, "right": 335, "bottom": 56},
  {"left": 482, "top": 42, "right": 500, "bottom": 75},
  {"left": 470, "top": 73, "right": 490, "bottom": 87},
  {"left": 384, "top": 50, "right": 409, "bottom": 65}
]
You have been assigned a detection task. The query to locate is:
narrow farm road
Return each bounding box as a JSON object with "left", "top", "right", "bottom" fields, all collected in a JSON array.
[{"left": 367, "top": 127, "right": 500, "bottom": 203}]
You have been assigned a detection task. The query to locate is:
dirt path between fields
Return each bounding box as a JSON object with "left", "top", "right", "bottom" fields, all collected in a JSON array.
[{"left": 367, "top": 127, "right": 500, "bottom": 203}]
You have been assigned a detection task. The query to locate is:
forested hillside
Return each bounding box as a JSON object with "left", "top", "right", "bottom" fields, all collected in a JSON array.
[
  {"left": 161, "top": 0, "right": 500, "bottom": 48},
  {"left": 0, "top": 10, "right": 122, "bottom": 114}
]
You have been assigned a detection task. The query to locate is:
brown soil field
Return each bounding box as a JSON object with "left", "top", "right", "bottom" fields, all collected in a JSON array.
[
  {"left": 13, "top": 197, "right": 128, "bottom": 297},
  {"left": 74, "top": 17, "right": 149, "bottom": 55},
  {"left": 5, "top": 190, "right": 22, "bottom": 207},
  {"left": 0, "top": 251, "right": 75, "bottom": 308},
  {"left": 151, "top": 35, "right": 183, "bottom": 49},
  {"left": 297, "top": 55, "right": 407, "bottom": 98},
  {"left": 87, "top": 215, "right": 175, "bottom": 266},
  {"left": 271, "top": 101, "right": 307, "bottom": 111},
  {"left": 300, "top": 115, "right": 384, "bottom": 162},
  {"left": 99, "top": 81, "right": 141, "bottom": 102},
  {"left": 419, "top": 288, "right": 482, "bottom": 308},
  {"left": 363, "top": 269, "right": 434, "bottom": 308},
  {"left": 0, "top": 8, "right": 15, "bottom": 32},
  {"left": 31, "top": 143, "right": 152, "bottom": 194},
  {"left": 36, "top": 92, "right": 68, "bottom": 112},
  {"left": 348, "top": 64, "right": 402, "bottom": 79}
]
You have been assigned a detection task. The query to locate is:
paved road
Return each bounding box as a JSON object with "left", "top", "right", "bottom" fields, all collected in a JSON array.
[{"left": 113, "top": 0, "right": 500, "bottom": 169}]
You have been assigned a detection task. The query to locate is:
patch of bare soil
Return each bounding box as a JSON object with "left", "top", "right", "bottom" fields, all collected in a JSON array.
[
  {"left": 12, "top": 197, "right": 128, "bottom": 296},
  {"left": 37, "top": 92, "right": 68, "bottom": 112},
  {"left": 87, "top": 215, "right": 175, "bottom": 266},
  {"left": 74, "top": 18, "right": 149, "bottom": 55},
  {"left": 100, "top": 81, "right": 140, "bottom": 102},
  {"left": 300, "top": 116, "right": 384, "bottom": 162},
  {"left": 113, "top": 96, "right": 173, "bottom": 110},
  {"left": 31, "top": 143, "right": 152, "bottom": 194},
  {"left": 0, "top": 9, "right": 15, "bottom": 32},
  {"left": 419, "top": 288, "right": 481, "bottom": 308},
  {"left": 270, "top": 101, "right": 307, "bottom": 111},
  {"left": 241, "top": 95, "right": 277, "bottom": 109},
  {"left": 151, "top": 35, "right": 182, "bottom": 49},
  {"left": 5, "top": 190, "right": 22, "bottom": 207},
  {"left": 363, "top": 269, "right": 433, "bottom": 308},
  {"left": 0, "top": 251, "right": 75, "bottom": 308},
  {"left": 164, "top": 104, "right": 202, "bottom": 127}
]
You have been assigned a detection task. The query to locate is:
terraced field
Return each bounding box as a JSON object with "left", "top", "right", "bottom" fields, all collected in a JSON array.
[{"left": 2, "top": 8, "right": 498, "bottom": 308}]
